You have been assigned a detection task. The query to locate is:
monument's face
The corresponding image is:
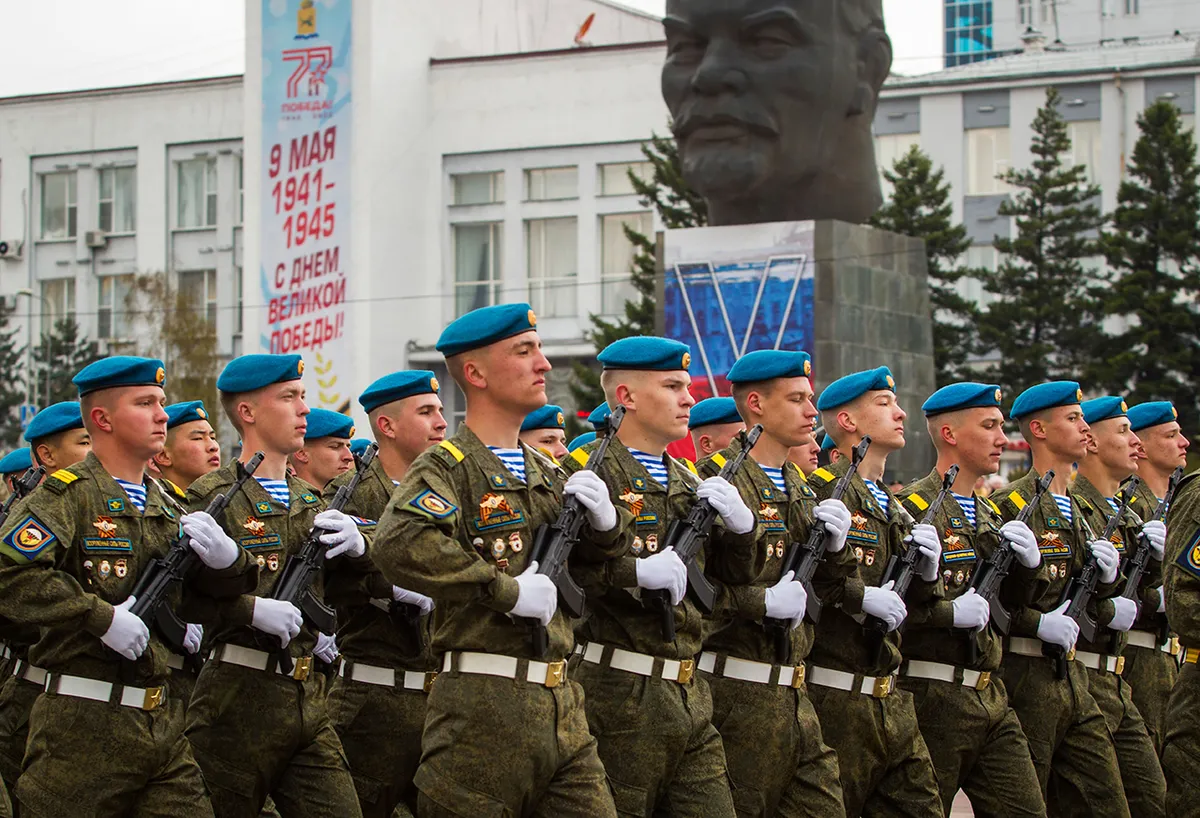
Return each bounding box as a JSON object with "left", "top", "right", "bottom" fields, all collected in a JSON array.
[{"left": 662, "top": 0, "right": 856, "bottom": 201}]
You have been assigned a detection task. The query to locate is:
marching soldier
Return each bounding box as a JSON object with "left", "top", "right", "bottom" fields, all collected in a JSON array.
[
  {"left": 689, "top": 397, "right": 745, "bottom": 459},
  {"left": 808, "top": 367, "right": 945, "bottom": 817},
  {"left": 0, "top": 357, "right": 258, "bottom": 817},
  {"left": 1123, "top": 401, "right": 1187, "bottom": 751},
  {"left": 564, "top": 336, "right": 758, "bottom": 817},
  {"left": 786, "top": 436, "right": 821, "bottom": 477},
  {"left": 374, "top": 304, "right": 618, "bottom": 816},
  {"left": 568, "top": 432, "right": 597, "bottom": 452},
  {"left": 26, "top": 401, "right": 91, "bottom": 473},
  {"left": 0, "top": 448, "right": 33, "bottom": 493},
  {"left": 991, "top": 382, "right": 1130, "bottom": 817},
  {"left": 289, "top": 408, "right": 355, "bottom": 490},
  {"left": 325, "top": 370, "right": 445, "bottom": 818},
  {"left": 696, "top": 350, "right": 851, "bottom": 817},
  {"left": 183, "top": 354, "right": 366, "bottom": 817},
  {"left": 519, "top": 404, "right": 570, "bottom": 462},
  {"left": 898, "top": 383, "right": 1046, "bottom": 817}
]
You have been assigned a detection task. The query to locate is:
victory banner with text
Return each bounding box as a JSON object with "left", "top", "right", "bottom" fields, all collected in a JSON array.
[{"left": 261, "top": 0, "right": 352, "bottom": 410}]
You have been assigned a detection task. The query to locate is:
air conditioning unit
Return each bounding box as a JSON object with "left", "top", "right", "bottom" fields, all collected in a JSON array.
[
  {"left": 85, "top": 230, "right": 108, "bottom": 249},
  {"left": 0, "top": 240, "right": 23, "bottom": 260}
]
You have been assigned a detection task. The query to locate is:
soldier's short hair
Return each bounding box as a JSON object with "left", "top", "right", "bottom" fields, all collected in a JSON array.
[
  {"left": 219, "top": 391, "right": 246, "bottom": 434},
  {"left": 730, "top": 381, "right": 775, "bottom": 423}
]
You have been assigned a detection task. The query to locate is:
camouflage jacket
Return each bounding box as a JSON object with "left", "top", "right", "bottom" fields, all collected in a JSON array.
[
  {"left": 0, "top": 452, "right": 257, "bottom": 685},
  {"left": 1165, "top": 472, "right": 1200, "bottom": 649},
  {"left": 374, "top": 424, "right": 625, "bottom": 661},
  {"left": 1124, "top": 476, "right": 1170, "bottom": 634}
]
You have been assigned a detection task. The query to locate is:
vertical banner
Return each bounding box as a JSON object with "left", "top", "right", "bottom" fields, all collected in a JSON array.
[{"left": 261, "top": 0, "right": 352, "bottom": 410}]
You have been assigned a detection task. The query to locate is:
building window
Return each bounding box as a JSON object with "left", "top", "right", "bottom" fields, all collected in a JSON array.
[
  {"left": 601, "top": 212, "right": 653, "bottom": 314},
  {"left": 526, "top": 217, "right": 577, "bottom": 318},
  {"left": 97, "top": 274, "right": 134, "bottom": 339},
  {"left": 944, "top": 0, "right": 994, "bottom": 68},
  {"left": 525, "top": 167, "right": 578, "bottom": 201},
  {"left": 1018, "top": 0, "right": 1032, "bottom": 25},
  {"left": 98, "top": 167, "right": 137, "bottom": 234},
  {"left": 452, "top": 172, "right": 505, "bottom": 206},
  {"left": 235, "top": 155, "right": 244, "bottom": 225},
  {"left": 1065, "top": 121, "right": 1102, "bottom": 185},
  {"left": 598, "top": 162, "right": 652, "bottom": 196},
  {"left": 1124, "top": 0, "right": 1138, "bottom": 14},
  {"left": 179, "top": 269, "right": 218, "bottom": 326},
  {"left": 40, "top": 277, "right": 76, "bottom": 325},
  {"left": 177, "top": 157, "right": 218, "bottom": 228},
  {"left": 40, "top": 172, "right": 77, "bottom": 240},
  {"left": 875, "top": 134, "right": 922, "bottom": 198},
  {"left": 454, "top": 223, "right": 503, "bottom": 317},
  {"left": 966, "top": 127, "right": 1012, "bottom": 195}
]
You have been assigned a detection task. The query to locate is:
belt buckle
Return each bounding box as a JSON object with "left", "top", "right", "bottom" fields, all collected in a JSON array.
[
  {"left": 872, "top": 675, "right": 893, "bottom": 698},
  {"left": 544, "top": 661, "right": 565, "bottom": 689},
  {"left": 1115, "top": 655, "right": 1126, "bottom": 675},
  {"left": 293, "top": 656, "right": 313, "bottom": 682},
  {"left": 1170, "top": 637, "right": 1180, "bottom": 656},
  {"left": 975, "top": 671, "right": 991, "bottom": 691},
  {"left": 142, "top": 686, "right": 165, "bottom": 711},
  {"left": 676, "top": 659, "right": 695, "bottom": 685},
  {"left": 423, "top": 672, "right": 437, "bottom": 693},
  {"left": 791, "top": 665, "right": 806, "bottom": 688},
  {"left": 1065, "top": 647, "right": 1076, "bottom": 661}
]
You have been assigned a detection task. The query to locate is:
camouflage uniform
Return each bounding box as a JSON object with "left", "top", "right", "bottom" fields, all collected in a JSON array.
[
  {"left": 696, "top": 442, "right": 847, "bottom": 818},
  {"left": 991, "top": 471, "right": 1130, "bottom": 818},
  {"left": 374, "top": 426, "right": 617, "bottom": 817},
  {"left": 1162, "top": 472, "right": 1200, "bottom": 815},
  {"left": 160, "top": 477, "right": 204, "bottom": 707},
  {"left": 806, "top": 459, "right": 944, "bottom": 818},
  {"left": 0, "top": 618, "right": 43, "bottom": 794},
  {"left": 183, "top": 462, "right": 365, "bottom": 818},
  {"left": 562, "top": 439, "right": 747, "bottom": 817},
  {"left": 0, "top": 453, "right": 258, "bottom": 817},
  {"left": 1069, "top": 476, "right": 1165, "bottom": 818},
  {"left": 896, "top": 471, "right": 1046, "bottom": 818},
  {"left": 324, "top": 455, "right": 435, "bottom": 818}
]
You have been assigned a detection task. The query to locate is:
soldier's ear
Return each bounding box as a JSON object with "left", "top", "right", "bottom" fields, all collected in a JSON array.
[
  {"left": 375, "top": 413, "right": 396, "bottom": 441},
  {"left": 462, "top": 359, "right": 488, "bottom": 390}
]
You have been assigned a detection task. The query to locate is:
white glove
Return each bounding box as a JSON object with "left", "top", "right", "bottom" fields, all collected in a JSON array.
[
  {"left": 315, "top": 509, "right": 366, "bottom": 559},
  {"left": 183, "top": 623, "right": 204, "bottom": 655},
  {"left": 814, "top": 500, "right": 851, "bottom": 553},
  {"left": 764, "top": 571, "right": 807, "bottom": 629},
  {"left": 1089, "top": 539, "right": 1120, "bottom": 584},
  {"left": 101, "top": 596, "right": 150, "bottom": 660},
  {"left": 1157, "top": 586, "right": 1167, "bottom": 614},
  {"left": 1109, "top": 596, "right": 1139, "bottom": 632},
  {"left": 1037, "top": 599, "right": 1080, "bottom": 653},
  {"left": 252, "top": 598, "right": 303, "bottom": 647},
  {"left": 952, "top": 589, "right": 990, "bottom": 631},
  {"left": 862, "top": 580, "right": 907, "bottom": 632},
  {"left": 314, "top": 632, "right": 339, "bottom": 664},
  {"left": 635, "top": 546, "right": 687, "bottom": 605},
  {"left": 696, "top": 476, "right": 754, "bottom": 535},
  {"left": 1000, "top": 521, "right": 1041, "bottom": 569},
  {"left": 909, "top": 523, "right": 943, "bottom": 582},
  {"left": 510, "top": 561, "right": 558, "bottom": 626},
  {"left": 392, "top": 585, "right": 435, "bottom": 615},
  {"left": 181, "top": 511, "right": 240, "bottom": 570},
  {"left": 1141, "top": 520, "right": 1166, "bottom": 561},
  {"left": 564, "top": 470, "right": 618, "bottom": 532}
]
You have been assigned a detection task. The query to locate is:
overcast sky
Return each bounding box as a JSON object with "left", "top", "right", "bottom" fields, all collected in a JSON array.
[{"left": 0, "top": 0, "right": 942, "bottom": 98}]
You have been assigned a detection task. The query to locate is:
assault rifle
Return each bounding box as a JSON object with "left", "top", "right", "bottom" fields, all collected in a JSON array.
[
  {"left": 525, "top": 405, "right": 626, "bottom": 657},
  {"left": 967, "top": 469, "right": 1054, "bottom": 665},
  {"left": 0, "top": 465, "right": 45, "bottom": 528},
  {"left": 270, "top": 443, "right": 377, "bottom": 674},
  {"left": 765, "top": 435, "right": 871, "bottom": 662}
]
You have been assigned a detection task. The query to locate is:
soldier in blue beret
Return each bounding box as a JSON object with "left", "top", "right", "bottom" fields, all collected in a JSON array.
[
  {"left": 289, "top": 408, "right": 355, "bottom": 490},
  {"left": 519, "top": 404, "right": 569, "bottom": 462},
  {"left": 587, "top": 401, "right": 612, "bottom": 431},
  {"left": 349, "top": 438, "right": 372, "bottom": 458},
  {"left": 0, "top": 356, "right": 258, "bottom": 817},
  {"left": 24, "top": 401, "right": 90, "bottom": 474},
  {"left": 991, "top": 383, "right": 1130, "bottom": 813},
  {"left": 567, "top": 431, "right": 597, "bottom": 452},
  {"left": 185, "top": 354, "right": 368, "bottom": 816},
  {"left": 149, "top": 401, "right": 221, "bottom": 497},
  {"left": 375, "top": 305, "right": 621, "bottom": 816},
  {"left": 695, "top": 349, "right": 854, "bottom": 815},
  {"left": 810, "top": 366, "right": 947, "bottom": 816},
  {"left": 1128, "top": 402, "right": 1189, "bottom": 509},
  {"left": 688, "top": 397, "right": 744, "bottom": 459},
  {"left": 0, "top": 448, "right": 33, "bottom": 483}
]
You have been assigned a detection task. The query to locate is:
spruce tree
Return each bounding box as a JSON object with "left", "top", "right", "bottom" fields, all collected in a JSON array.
[
  {"left": 0, "top": 301, "right": 25, "bottom": 446},
  {"left": 977, "top": 87, "right": 1106, "bottom": 403},
  {"left": 29, "top": 317, "right": 102, "bottom": 406},
  {"left": 870, "top": 145, "right": 977, "bottom": 386}
]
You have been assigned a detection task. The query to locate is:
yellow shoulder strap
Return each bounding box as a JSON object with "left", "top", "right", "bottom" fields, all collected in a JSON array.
[
  {"left": 906, "top": 493, "right": 929, "bottom": 511},
  {"left": 438, "top": 440, "right": 465, "bottom": 463},
  {"left": 683, "top": 459, "right": 698, "bottom": 475},
  {"left": 812, "top": 467, "right": 835, "bottom": 483},
  {"left": 791, "top": 463, "right": 808, "bottom": 482},
  {"left": 987, "top": 499, "right": 1001, "bottom": 515},
  {"left": 569, "top": 448, "right": 590, "bottom": 468},
  {"left": 49, "top": 469, "right": 78, "bottom": 485},
  {"left": 1007, "top": 490, "right": 1027, "bottom": 510},
  {"left": 711, "top": 453, "right": 727, "bottom": 469}
]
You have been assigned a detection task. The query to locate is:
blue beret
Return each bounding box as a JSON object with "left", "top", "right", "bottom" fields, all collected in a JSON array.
[
  {"left": 521, "top": 404, "right": 566, "bottom": 432},
  {"left": 73, "top": 356, "right": 166, "bottom": 397},
  {"left": 922, "top": 383, "right": 1003, "bottom": 417},
  {"left": 0, "top": 448, "right": 32, "bottom": 475},
  {"left": 567, "top": 432, "right": 597, "bottom": 452},
  {"left": 1127, "top": 402, "right": 1179, "bottom": 432},
  {"left": 24, "top": 401, "right": 84, "bottom": 443},
  {"left": 1081, "top": 396, "right": 1129, "bottom": 426},
  {"left": 359, "top": 370, "right": 440, "bottom": 414},
  {"left": 588, "top": 402, "right": 612, "bottom": 430},
  {"left": 816, "top": 367, "right": 896, "bottom": 411},
  {"left": 305, "top": 408, "right": 355, "bottom": 440},
  {"left": 436, "top": 303, "right": 539, "bottom": 357},
  {"left": 1010, "top": 381, "right": 1083, "bottom": 421},
  {"left": 688, "top": 397, "right": 741, "bottom": 429},
  {"left": 598, "top": 337, "right": 691, "bottom": 372},
  {"left": 218, "top": 354, "right": 303, "bottom": 394},
  {"left": 726, "top": 350, "right": 812, "bottom": 383},
  {"left": 821, "top": 434, "right": 836, "bottom": 452},
  {"left": 349, "top": 438, "right": 373, "bottom": 457},
  {"left": 165, "top": 401, "right": 211, "bottom": 430}
]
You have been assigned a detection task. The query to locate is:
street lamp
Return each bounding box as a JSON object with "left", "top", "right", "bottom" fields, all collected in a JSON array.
[{"left": 15, "top": 288, "right": 55, "bottom": 412}]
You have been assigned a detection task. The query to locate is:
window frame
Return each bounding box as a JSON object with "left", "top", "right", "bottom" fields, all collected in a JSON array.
[
  {"left": 176, "top": 157, "right": 219, "bottom": 229},
  {"left": 96, "top": 274, "right": 135, "bottom": 340},
  {"left": 965, "top": 127, "right": 1013, "bottom": 196},
  {"left": 525, "top": 216, "right": 579, "bottom": 319},
  {"left": 179, "top": 268, "right": 219, "bottom": 326},
  {"left": 40, "top": 172, "right": 78, "bottom": 241},
  {"left": 98, "top": 166, "right": 137, "bottom": 235},
  {"left": 524, "top": 166, "right": 579, "bottom": 202},
  {"left": 452, "top": 221, "right": 504, "bottom": 318}
]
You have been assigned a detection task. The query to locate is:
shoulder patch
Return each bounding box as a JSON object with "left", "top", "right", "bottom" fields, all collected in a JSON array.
[
  {"left": 1, "top": 515, "right": 58, "bottom": 563},
  {"left": 408, "top": 489, "right": 457, "bottom": 519},
  {"left": 438, "top": 440, "right": 465, "bottom": 463},
  {"left": 1176, "top": 529, "right": 1200, "bottom": 580},
  {"left": 300, "top": 493, "right": 319, "bottom": 505},
  {"left": 811, "top": 467, "right": 835, "bottom": 484},
  {"left": 1007, "top": 491, "right": 1027, "bottom": 511},
  {"left": 711, "top": 453, "right": 727, "bottom": 469},
  {"left": 905, "top": 493, "right": 929, "bottom": 512},
  {"left": 569, "top": 448, "right": 590, "bottom": 468}
]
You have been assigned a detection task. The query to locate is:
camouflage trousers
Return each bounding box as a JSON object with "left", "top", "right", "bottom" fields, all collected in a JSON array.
[
  {"left": 806, "top": 679, "right": 943, "bottom": 818},
  {"left": 901, "top": 673, "right": 1045, "bottom": 818},
  {"left": 17, "top": 683, "right": 211, "bottom": 817},
  {"left": 0, "top": 773, "right": 10, "bottom": 818},
  {"left": 0, "top": 674, "right": 40, "bottom": 793},
  {"left": 999, "top": 653, "right": 1129, "bottom": 818},
  {"left": 1119, "top": 639, "right": 1178, "bottom": 755},
  {"left": 184, "top": 658, "right": 362, "bottom": 818},
  {"left": 1162, "top": 662, "right": 1200, "bottom": 816},
  {"left": 1081, "top": 667, "right": 1165, "bottom": 818},
  {"left": 704, "top": 664, "right": 844, "bottom": 817},
  {"left": 415, "top": 658, "right": 615, "bottom": 818}
]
